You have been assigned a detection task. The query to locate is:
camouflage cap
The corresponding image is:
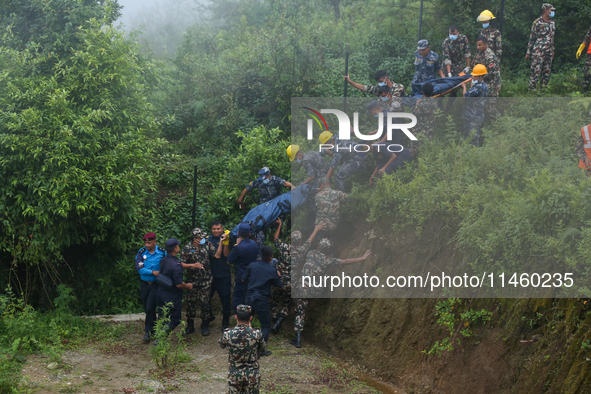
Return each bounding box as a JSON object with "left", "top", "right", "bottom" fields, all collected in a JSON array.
[
  {"left": 319, "top": 176, "right": 330, "bottom": 186},
  {"left": 236, "top": 304, "right": 252, "bottom": 313},
  {"left": 318, "top": 238, "right": 332, "bottom": 251},
  {"left": 291, "top": 231, "right": 302, "bottom": 244},
  {"left": 417, "top": 39, "right": 429, "bottom": 50},
  {"left": 542, "top": 3, "right": 555, "bottom": 10},
  {"left": 191, "top": 227, "right": 207, "bottom": 239}
]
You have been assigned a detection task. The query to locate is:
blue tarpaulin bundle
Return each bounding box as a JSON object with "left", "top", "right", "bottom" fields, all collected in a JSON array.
[
  {"left": 230, "top": 184, "right": 310, "bottom": 238},
  {"left": 410, "top": 75, "right": 472, "bottom": 97}
]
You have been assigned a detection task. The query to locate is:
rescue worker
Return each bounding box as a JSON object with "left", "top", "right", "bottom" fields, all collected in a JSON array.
[
  {"left": 411, "top": 82, "right": 438, "bottom": 157},
  {"left": 228, "top": 223, "right": 259, "bottom": 312},
  {"left": 236, "top": 167, "right": 294, "bottom": 208},
  {"left": 477, "top": 10, "right": 502, "bottom": 62},
  {"left": 461, "top": 64, "right": 489, "bottom": 147},
  {"left": 319, "top": 131, "right": 368, "bottom": 192},
  {"left": 315, "top": 177, "right": 348, "bottom": 238},
  {"left": 442, "top": 25, "right": 471, "bottom": 77},
  {"left": 575, "top": 110, "right": 591, "bottom": 179},
  {"left": 369, "top": 142, "right": 414, "bottom": 187},
  {"left": 576, "top": 26, "right": 591, "bottom": 90},
  {"left": 526, "top": 4, "right": 556, "bottom": 91},
  {"left": 207, "top": 221, "right": 232, "bottom": 331},
  {"left": 219, "top": 304, "right": 266, "bottom": 393},
  {"left": 472, "top": 36, "right": 501, "bottom": 118},
  {"left": 134, "top": 232, "right": 165, "bottom": 343},
  {"left": 292, "top": 239, "right": 371, "bottom": 348},
  {"left": 344, "top": 70, "right": 405, "bottom": 97},
  {"left": 412, "top": 39, "right": 445, "bottom": 86},
  {"left": 179, "top": 227, "right": 226, "bottom": 336}
]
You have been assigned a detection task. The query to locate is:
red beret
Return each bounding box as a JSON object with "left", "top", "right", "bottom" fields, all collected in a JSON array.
[{"left": 142, "top": 232, "right": 156, "bottom": 241}]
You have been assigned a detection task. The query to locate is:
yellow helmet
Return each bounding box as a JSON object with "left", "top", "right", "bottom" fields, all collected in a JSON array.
[
  {"left": 471, "top": 64, "right": 488, "bottom": 76},
  {"left": 319, "top": 131, "right": 334, "bottom": 144},
  {"left": 477, "top": 10, "right": 496, "bottom": 22},
  {"left": 286, "top": 145, "right": 300, "bottom": 161}
]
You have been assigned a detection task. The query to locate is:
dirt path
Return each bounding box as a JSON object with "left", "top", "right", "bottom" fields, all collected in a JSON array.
[{"left": 20, "top": 318, "right": 403, "bottom": 394}]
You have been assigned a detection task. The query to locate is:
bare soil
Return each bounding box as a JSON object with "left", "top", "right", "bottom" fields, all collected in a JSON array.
[{"left": 19, "top": 318, "right": 404, "bottom": 394}]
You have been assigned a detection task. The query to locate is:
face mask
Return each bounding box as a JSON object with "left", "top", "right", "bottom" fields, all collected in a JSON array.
[
  {"left": 482, "top": 23, "right": 489, "bottom": 28},
  {"left": 449, "top": 34, "right": 458, "bottom": 41},
  {"left": 549, "top": 11, "right": 555, "bottom": 17},
  {"left": 378, "top": 82, "right": 386, "bottom": 86},
  {"left": 380, "top": 96, "right": 389, "bottom": 102},
  {"left": 262, "top": 178, "right": 270, "bottom": 184},
  {"left": 294, "top": 159, "right": 302, "bottom": 164},
  {"left": 374, "top": 114, "right": 379, "bottom": 118},
  {"left": 472, "top": 78, "right": 479, "bottom": 84},
  {"left": 199, "top": 238, "right": 206, "bottom": 245}
]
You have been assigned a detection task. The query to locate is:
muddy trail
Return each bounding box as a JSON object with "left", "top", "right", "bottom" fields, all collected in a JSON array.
[{"left": 19, "top": 316, "right": 403, "bottom": 394}]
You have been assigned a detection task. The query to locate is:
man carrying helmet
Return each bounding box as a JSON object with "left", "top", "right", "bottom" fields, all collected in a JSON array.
[
  {"left": 576, "top": 26, "right": 591, "bottom": 90},
  {"left": 477, "top": 10, "right": 502, "bottom": 63},
  {"left": 461, "top": 64, "right": 489, "bottom": 147},
  {"left": 526, "top": 3, "right": 556, "bottom": 91},
  {"left": 179, "top": 227, "right": 226, "bottom": 336},
  {"left": 319, "top": 131, "right": 369, "bottom": 192},
  {"left": 236, "top": 167, "right": 294, "bottom": 208}
]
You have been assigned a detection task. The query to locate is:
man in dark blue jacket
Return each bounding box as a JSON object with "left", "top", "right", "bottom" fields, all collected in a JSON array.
[
  {"left": 242, "top": 245, "right": 282, "bottom": 352},
  {"left": 228, "top": 223, "right": 259, "bottom": 312},
  {"left": 207, "top": 220, "right": 231, "bottom": 331}
]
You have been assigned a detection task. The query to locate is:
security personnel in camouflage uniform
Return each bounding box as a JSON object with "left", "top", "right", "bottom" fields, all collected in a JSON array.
[
  {"left": 236, "top": 167, "right": 294, "bottom": 207},
  {"left": 412, "top": 39, "right": 445, "bottom": 85},
  {"left": 291, "top": 239, "right": 371, "bottom": 348},
  {"left": 411, "top": 82, "right": 438, "bottom": 157},
  {"left": 344, "top": 70, "right": 405, "bottom": 98},
  {"left": 461, "top": 64, "right": 489, "bottom": 147},
  {"left": 477, "top": 10, "right": 502, "bottom": 63},
  {"left": 314, "top": 177, "right": 348, "bottom": 235},
  {"left": 219, "top": 304, "right": 266, "bottom": 393},
  {"left": 319, "top": 132, "right": 368, "bottom": 192},
  {"left": 179, "top": 227, "right": 225, "bottom": 336},
  {"left": 576, "top": 26, "right": 591, "bottom": 90},
  {"left": 526, "top": 4, "right": 556, "bottom": 91},
  {"left": 442, "top": 25, "right": 471, "bottom": 77},
  {"left": 472, "top": 36, "right": 501, "bottom": 119},
  {"left": 575, "top": 111, "right": 591, "bottom": 179}
]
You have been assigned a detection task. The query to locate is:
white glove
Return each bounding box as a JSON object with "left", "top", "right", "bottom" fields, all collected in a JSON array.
[
  {"left": 447, "top": 72, "right": 452, "bottom": 77},
  {"left": 463, "top": 66, "right": 470, "bottom": 74}
]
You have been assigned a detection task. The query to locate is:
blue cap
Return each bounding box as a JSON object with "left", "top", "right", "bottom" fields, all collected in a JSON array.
[
  {"left": 258, "top": 167, "right": 270, "bottom": 176},
  {"left": 165, "top": 238, "right": 181, "bottom": 249},
  {"left": 417, "top": 39, "right": 429, "bottom": 50},
  {"left": 238, "top": 223, "right": 251, "bottom": 236}
]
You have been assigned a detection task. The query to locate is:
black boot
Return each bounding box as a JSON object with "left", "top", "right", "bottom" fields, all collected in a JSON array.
[
  {"left": 221, "top": 315, "right": 230, "bottom": 331},
  {"left": 289, "top": 332, "right": 301, "bottom": 348},
  {"left": 271, "top": 316, "right": 285, "bottom": 334},
  {"left": 201, "top": 320, "right": 210, "bottom": 336},
  {"left": 182, "top": 319, "right": 195, "bottom": 336}
]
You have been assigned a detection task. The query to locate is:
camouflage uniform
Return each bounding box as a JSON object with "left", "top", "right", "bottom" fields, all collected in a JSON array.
[
  {"left": 442, "top": 34, "right": 471, "bottom": 76},
  {"left": 245, "top": 175, "right": 286, "bottom": 204},
  {"left": 363, "top": 83, "right": 405, "bottom": 97},
  {"left": 412, "top": 97, "right": 438, "bottom": 154},
  {"left": 462, "top": 81, "right": 488, "bottom": 147},
  {"left": 526, "top": 16, "right": 555, "bottom": 90},
  {"left": 328, "top": 138, "right": 368, "bottom": 191},
  {"left": 412, "top": 50, "right": 442, "bottom": 85},
  {"left": 479, "top": 27, "right": 502, "bottom": 62},
  {"left": 315, "top": 187, "right": 348, "bottom": 232},
  {"left": 179, "top": 237, "right": 217, "bottom": 322},
  {"left": 290, "top": 232, "right": 312, "bottom": 332},
  {"left": 581, "top": 27, "right": 591, "bottom": 90},
  {"left": 295, "top": 240, "right": 341, "bottom": 332},
  {"left": 472, "top": 47, "right": 501, "bottom": 118},
  {"left": 575, "top": 133, "right": 591, "bottom": 178},
  {"left": 219, "top": 305, "right": 265, "bottom": 394},
  {"left": 302, "top": 151, "right": 329, "bottom": 190},
  {"left": 270, "top": 238, "right": 292, "bottom": 320}
]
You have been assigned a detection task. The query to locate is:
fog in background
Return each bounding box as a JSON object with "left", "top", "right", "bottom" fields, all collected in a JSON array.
[{"left": 117, "top": 0, "right": 206, "bottom": 58}]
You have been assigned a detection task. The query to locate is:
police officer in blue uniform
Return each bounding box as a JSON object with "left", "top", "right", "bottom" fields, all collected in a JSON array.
[
  {"left": 236, "top": 167, "right": 294, "bottom": 207},
  {"left": 155, "top": 238, "right": 194, "bottom": 339},
  {"left": 135, "top": 232, "right": 166, "bottom": 343},
  {"left": 228, "top": 223, "right": 259, "bottom": 312},
  {"left": 412, "top": 39, "right": 445, "bottom": 85},
  {"left": 207, "top": 220, "right": 232, "bottom": 331},
  {"left": 461, "top": 64, "right": 489, "bottom": 147},
  {"left": 242, "top": 245, "right": 282, "bottom": 352}
]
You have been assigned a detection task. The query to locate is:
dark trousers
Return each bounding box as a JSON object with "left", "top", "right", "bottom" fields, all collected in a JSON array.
[
  {"left": 246, "top": 296, "right": 271, "bottom": 342},
  {"left": 140, "top": 281, "right": 158, "bottom": 334},
  {"left": 384, "top": 149, "right": 414, "bottom": 174},
  {"left": 209, "top": 276, "right": 232, "bottom": 318},
  {"left": 156, "top": 296, "right": 182, "bottom": 331},
  {"left": 232, "top": 279, "right": 247, "bottom": 313}
]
